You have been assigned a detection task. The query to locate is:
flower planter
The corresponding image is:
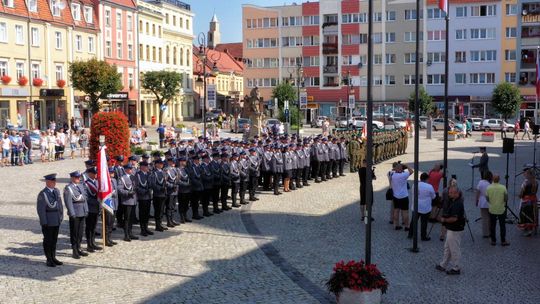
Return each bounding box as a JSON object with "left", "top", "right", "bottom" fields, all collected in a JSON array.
[
  {"left": 18, "top": 76, "right": 28, "bottom": 86},
  {"left": 338, "top": 288, "right": 382, "bottom": 304},
  {"left": 57, "top": 79, "right": 66, "bottom": 88},
  {"left": 482, "top": 135, "right": 495, "bottom": 142},
  {"left": 1, "top": 75, "right": 12, "bottom": 85},
  {"left": 146, "top": 144, "right": 158, "bottom": 151},
  {"left": 448, "top": 134, "right": 457, "bottom": 141},
  {"left": 33, "top": 78, "right": 43, "bottom": 87}
]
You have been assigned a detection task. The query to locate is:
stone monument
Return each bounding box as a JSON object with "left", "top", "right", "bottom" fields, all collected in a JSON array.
[{"left": 244, "top": 87, "right": 264, "bottom": 139}]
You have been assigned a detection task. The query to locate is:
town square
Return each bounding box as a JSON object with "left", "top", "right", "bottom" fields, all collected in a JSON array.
[{"left": 0, "top": 0, "right": 539, "bottom": 303}]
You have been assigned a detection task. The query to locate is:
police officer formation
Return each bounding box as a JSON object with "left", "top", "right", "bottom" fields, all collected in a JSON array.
[{"left": 37, "top": 133, "right": 352, "bottom": 267}]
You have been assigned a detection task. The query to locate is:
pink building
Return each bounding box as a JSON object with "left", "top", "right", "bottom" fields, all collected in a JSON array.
[{"left": 93, "top": 0, "right": 138, "bottom": 126}]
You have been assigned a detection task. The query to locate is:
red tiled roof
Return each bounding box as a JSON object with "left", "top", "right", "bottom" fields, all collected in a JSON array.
[
  {"left": 193, "top": 45, "right": 244, "bottom": 76},
  {"left": 215, "top": 43, "right": 243, "bottom": 60},
  {"left": 71, "top": 0, "right": 99, "bottom": 31},
  {"left": 93, "top": 0, "right": 136, "bottom": 9},
  {"left": 0, "top": 0, "right": 30, "bottom": 17}
]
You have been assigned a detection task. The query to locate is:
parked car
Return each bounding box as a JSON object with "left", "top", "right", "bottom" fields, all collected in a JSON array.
[
  {"left": 334, "top": 116, "right": 349, "bottom": 128},
  {"left": 231, "top": 118, "right": 251, "bottom": 133},
  {"left": 466, "top": 117, "right": 483, "bottom": 131},
  {"left": 205, "top": 109, "right": 223, "bottom": 122},
  {"left": 432, "top": 118, "right": 458, "bottom": 131},
  {"left": 481, "top": 119, "right": 514, "bottom": 132},
  {"left": 419, "top": 116, "right": 428, "bottom": 129},
  {"left": 264, "top": 118, "right": 284, "bottom": 134},
  {"left": 350, "top": 117, "right": 384, "bottom": 129},
  {"left": 311, "top": 116, "right": 328, "bottom": 128},
  {"left": 386, "top": 117, "right": 407, "bottom": 128}
]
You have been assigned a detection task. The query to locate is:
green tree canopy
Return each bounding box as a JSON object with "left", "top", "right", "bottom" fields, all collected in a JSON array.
[
  {"left": 141, "top": 71, "right": 183, "bottom": 125},
  {"left": 271, "top": 82, "right": 297, "bottom": 110},
  {"left": 69, "top": 59, "right": 122, "bottom": 114},
  {"left": 491, "top": 82, "right": 522, "bottom": 120},
  {"left": 408, "top": 86, "right": 434, "bottom": 116}
]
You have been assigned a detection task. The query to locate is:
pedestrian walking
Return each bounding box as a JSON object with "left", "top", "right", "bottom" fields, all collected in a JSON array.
[
  {"left": 513, "top": 121, "right": 520, "bottom": 139},
  {"left": 37, "top": 173, "right": 64, "bottom": 267},
  {"left": 436, "top": 185, "right": 465, "bottom": 275},
  {"left": 475, "top": 171, "right": 492, "bottom": 238},
  {"left": 486, "top": 175, "right": 510, "bottom": 246},
  {"left": 1, "top": 133, "right": 10, "bottom": 166},
  {"left": 500, "top": 120, "right": 507, "bottom": 139},
  {"left": 522, "top": 119, "right": 532, "bottom": 140}
]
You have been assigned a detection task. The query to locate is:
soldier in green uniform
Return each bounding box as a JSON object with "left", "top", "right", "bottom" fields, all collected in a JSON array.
[{"left": 347, "top": 134, "right": 361, "bottom": 172}]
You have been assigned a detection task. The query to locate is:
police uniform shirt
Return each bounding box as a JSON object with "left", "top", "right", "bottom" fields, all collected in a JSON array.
[
  {"left": 63, "top": 182, "right": 88, "bottom": 218},
  {"left": 37, "top": 187, "right": 64, "bottom": 227},
  {"left": 84, "top": 178, "right": 100, "bottom": 213},
  {"left": 135, "top": 170, "right": 152, "bottom": 201},
  {"left": 118, "top": 174, "right": 136, "bottom": 206}
]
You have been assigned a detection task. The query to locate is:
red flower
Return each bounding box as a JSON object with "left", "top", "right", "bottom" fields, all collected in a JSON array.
[
  {"left": 32, "top": 78, "right": 43, "bottom": 87},
  {"left": 56, "top": 79, "right": 66, "bottom": 88},
  {"left": 17, "top": 76, "right": 28, "bottom": 86},
  {"left": 1, "top": 75, "right": 11, "bottom": 84}
]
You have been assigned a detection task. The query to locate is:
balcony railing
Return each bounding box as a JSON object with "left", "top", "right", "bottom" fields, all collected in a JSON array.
[
  {"left": 322, "top": 42, "right": 338, "bottom": 54},
  {"left": 323, "top": 65, "right": 338, "bottom": 74}
]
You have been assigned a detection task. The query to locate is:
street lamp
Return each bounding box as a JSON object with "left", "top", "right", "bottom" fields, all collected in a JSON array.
[
  {"left": 342, "top": 70, "right": 354, "bottom": 130},
  {"left": 288, "top": 63, "right": 304, "bottom": 137},
  {"left": 196, "top": 32, "right": 220, "bottom": 137}
]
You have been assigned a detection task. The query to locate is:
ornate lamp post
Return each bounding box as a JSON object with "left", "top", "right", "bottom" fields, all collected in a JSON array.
[
  {"left": 288, "top": 63, "right": 304, "bottom": 136},
  {"left": 195, "top": 32, "right": 220, "bottom": 137}
]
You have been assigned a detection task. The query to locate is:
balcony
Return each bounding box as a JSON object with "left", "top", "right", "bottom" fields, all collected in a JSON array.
[
  {"left": 323, "top": 65, "right": 338, "bottom": 74},
  {"left": 521, "top": 50, "right": 537, "bottom": 69},
  {"left": 322, "top": 42, "right": 338, "bottom": 54},
  {"left": 522, "top": 4, "right": 540, "bottom": 24},
  {"left": 522, "top": 26, "right": 540, "bottom": 38}
]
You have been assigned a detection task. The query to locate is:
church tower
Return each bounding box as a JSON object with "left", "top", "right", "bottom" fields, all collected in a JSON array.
[{"left": 208, "top": 14, "right": 221, "bottom": 49}]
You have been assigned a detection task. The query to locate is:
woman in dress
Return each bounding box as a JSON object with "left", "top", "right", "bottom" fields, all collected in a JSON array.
[
  {"left": 475, "top": 171, "right": 493, "bottom": 238},
  {"left": 69, "top": 130, "right": 79, "bottom": 159},
  {"left": 79, "top": 128, "right": 89, "bottom": 158},
  {"left": 519, "top": 169, "right": 538, "bottom": 237},
  {"left": 39, "top": 131, "right": 48, "bottom": 162},
  {"left": 0, "top": 132, "right": 10, "bottom": 167},
  {"left": 47, "top": 130, "right": 56, "bottom": 162}
]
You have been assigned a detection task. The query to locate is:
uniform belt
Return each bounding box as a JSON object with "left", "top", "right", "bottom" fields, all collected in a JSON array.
[
  {"left": 73, "top": 201, "right": 85, "bottom": 204},
  {"left": 46, "top": 210, "right": 58, "bottom": 212}
]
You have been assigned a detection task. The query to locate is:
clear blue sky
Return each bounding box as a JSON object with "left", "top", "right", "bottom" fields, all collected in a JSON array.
[{"left": 187, "top": 0, "right": 290, "bottom": 43}]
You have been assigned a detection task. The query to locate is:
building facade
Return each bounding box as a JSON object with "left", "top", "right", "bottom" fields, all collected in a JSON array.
[{"left": 138, "top": 0, "right": 194, "bottom": 127}]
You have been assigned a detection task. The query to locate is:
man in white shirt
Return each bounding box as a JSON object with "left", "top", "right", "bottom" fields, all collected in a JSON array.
[
  {"left": 391, "top": 162, "right": 413, "bottom": 231},
  {"left": 408, "top": 172, "right": 436, "bottom": 240}
]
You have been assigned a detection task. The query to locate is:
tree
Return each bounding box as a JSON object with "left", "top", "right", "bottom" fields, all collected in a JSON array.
[
  {"left": 271, "top": 82, "right": 298, "bottom": 125},
  {"left": 408, "top": 86, "right": 434, "bottom": 116},
  {"left": 141, "top": 71, "right": 183, "bottom": 125},
  {"left": 492, "top": 82, "right": 522, "bottom": 120},
  {"left": 69, "top": 59, "right": 122, "bottom": 114}
]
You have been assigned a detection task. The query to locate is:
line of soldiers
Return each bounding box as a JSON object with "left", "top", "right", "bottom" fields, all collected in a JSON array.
[
  {"left": 340, "top": 128, "right": 409, "bottom": 172},
  {"left": 36, "top": 133, "right": 352, "bottom": 266}
]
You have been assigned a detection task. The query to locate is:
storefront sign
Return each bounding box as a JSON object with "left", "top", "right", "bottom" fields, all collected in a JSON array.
[
  {"left": 300, "top": 92, "right": 308, "bottom": 109},
  {"left": 104, "top": 92, "right": 129, "bottom": 100},
  {"left": 0, "top": 88, "right": 29, "bottom": 97},
  {"left": 522, "top": 95, "right": 537, "bottom": 102},
  {"left": 207, "top": 84, "right": 217, "bottom": 109},
  {"left": 39, "top": 89, "right": 64, "bottom": 97}
]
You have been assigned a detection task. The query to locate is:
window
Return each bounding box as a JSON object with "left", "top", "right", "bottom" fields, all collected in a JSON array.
[
  {"left": 31, "top": 27, "right": 39, "bottom": 46},
  {"left": 386, "top": 32, "right": 396, "bottom": 43},
  {"left": 385, "top": 75, "right": 395, "bottom": 85},
  {"left": 31, "top": 63, "right": 40, "bottom": 79},
  {"left": 470, "top": 50, "right": 497, "bottom": 62},
  {"left": 105, "top": 10, "right": 111, "bottom": 27},
  {"left": 427, "top": 30, "right": 446, "bottom": 41},
  {"left": 116, "top": 12, "right": 122, "bottom": 30},
  {"left": 88, "top": 37, "right": 94, "bottom": 53},
  {"left": 128, "top": 73, "right": 134, "bottom": 88},
  {"left": 165, "top": 13, "right": 169, "bottom": 24},
  {"left": 427, "top": 52, "right": 446, "bottom": 64},
  {"left": 404, "top": 32, "right": 422, "bottom": 42},
  {"left": 75, "top": 35, "right": 82, "bottom": 51},
  {"left": 456, "top": 6, "right": 467, "bottom": 17},
  {"left": 373, "top": 54, "right": 382, "bottom": 65},
  {"left": 505, "top": 27, "right": 517, "bottom": 38},
  {"left": 0, "top": 61, "right": 7, "bottom": 76},
  {"left": 470, "top": 73, "right": 496, "bottom": 84},
  {"left": 303, "top": 15, "right": 319, "bottom": 25},
  {"left": 373, "top": 12, "right": 382, "bottom": 22},
  {"left": 71, "top": 3, "right": 81, "bottom": 21},
  {"left": 127, "top": 15, "right": 133, "bottom": 31},
  {"left": 55, "top": 65, "right": 63, "bottom": 81},
  {"left": 385, "top": 54, "right": 396, "bottom": 64},
  {"left": 506, "top": 4, "right": 517, "bottom": 16},
  {"left": 152, "top": 46, "right": 157, "bottom": 61},
  {"left": 405, "top": 9, "right": 421, "bottom": 20},
  {"left": 15, "top": 25, "right": 24, "bottom": 45},
  {"left": 470, "top": 28, "right": 496, "bottom": 39},
  {"left": 505, "top": 72, "right": 516, "bottom": 83},
  {"left": 455, "top": 29, "right": 467, "bottom": 40},
  {"left": 455, "top": 51, "right": 466, "bottom": 63},
  {"left": 55, "top": 31, "right": 62, "bottom": 49},
  {"left": 404, "top": 53, "right": 422, "bottom": 64},
  {"left": 342, "top": 13, "right": 359, "bottom": 24},
  {"left": 505, "top": 50, "right": 516, "bottom": 61},
  {"left": 186, "top": 19, "right": 190, "bottom": 30},
  {"left": 342, "top": 55, "right": 353, "bottom": 65},
  {"left": 373, "top": 75, "right": 382, "bottom": 85},
  {"left": 303, "top": 35, "right": 319, "bottom": 46},
  {"left": 307, "top": 77, "right": 320, "bottom": 87},
  {"left": 117, "top": 43, "right": 122, "bottom": 59},
  {"left": 471, "top": 5, "right": 497, "bottom": 17},
  {"left": 2, "top": 0, "right": 13, "bottom": 7},
  {"left": 455, "top": 73, "right": 466, "bottom": 84},
  {"left": 372, "top": 33, "right": 382, "bottom": 44},
  {"left": 128, "top": 44, "right": 133, "bottom": 60},
  {"left": 427, "top": 8, "right": 445, "bottom": 19},
  {"left": 16, "top": 62, "right": 24, "bottom": 78},
  {"left": 386, "top": 11, "right": 396, "bottom": 21},
  {"left": 359, "top": 13, "right": 368, "bottom": 23},
  {"left": 28, "top": 0, "right": 37, "bottom": 12},
  {"left": 343, "top": 34, "right": 360, "bottom": 45},
  {"left": 0, "top": 22, "right": 6, "bottom": 42},
  {"left": 404, "top": 75, "right": 423, "bottom": 85},
  {"left": 51, "top": 0, "right": 60, "bottom": 16},
  {"left": 152, "top": 24, "right": 156, "bottom": 36},
  {"left": 179, "top": 17, "right": 183, "bottom": 28},
  {"left": 427, "top": 74, "right": 445, "bottom": 85},
  {"left": 84, "top": 6, "right": 93, "bottom": 23},
  {"left": 105, "top": 41, "right": 111, "bottom": 57}
]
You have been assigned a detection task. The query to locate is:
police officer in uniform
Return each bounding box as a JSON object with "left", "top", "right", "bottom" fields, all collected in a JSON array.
[
  {"left": 114, "top": 155, "right": 126, "bottom": 227},
  {"left": 271, "top": 144, "right": 284, "bottom": 195},
  {"left": 106, "top": 167, "right": 119, "bottom": 246},
  {"left": 84, "top": 168, "right": 102, "bottom": 252},
  {"left": 177, "top": 156, "right": 192, "bottom": 223},
  {"left": 209, "top": 152, "right": 223, "bottom": 214},
  {"left": 302, "top": 140, "right": 311, "bottom": 187},
  {"left": 200, "top": 153, "right": 215, "bottom": 216},
  {"left": 135, "top": 161, "right": 153, "bottom": 236},
  {"left": 239, "top": 151, "right": 249, "bottom": 204},
  {"left": 261, "top": 145, "right": 273, "bottom": 190},
  {"left": 63, "top": 171, "right": 88, "bottom": 259},
  {"left": 150, "top": 159, "right": 168, "bottom": 232},
  {"left": 165, "top": 158, "right": 179, "bottom": 227},
  {"left": 38, "top": 173, "right": 64, "bottom": 267},
  {"left": 230, "top": 153, "right": 242, "bottom": 207},
  {"left": 187, "top": 155, "right": 204, "bottom": 219},
  {"left": 220, "top": 153, "right": 232, "bottom": 210},
  {"left": 119, "top": 164, "right": 138, "bottom": 241},
  {"left": 248, "top": 147, "right": 260, "bottom": 201}
]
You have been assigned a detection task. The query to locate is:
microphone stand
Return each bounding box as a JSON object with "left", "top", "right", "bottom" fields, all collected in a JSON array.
[{"left": 467, "top": 152, "right": 477, "bottom": 191}]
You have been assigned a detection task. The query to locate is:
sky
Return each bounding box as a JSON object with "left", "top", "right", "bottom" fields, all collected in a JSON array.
[{"left": 187, "top": 0, "right": 290, "bottom": 43}]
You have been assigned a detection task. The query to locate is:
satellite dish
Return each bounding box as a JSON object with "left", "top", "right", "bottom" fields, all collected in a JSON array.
[{"left": 57, "top": 0, "right": 66, "bottom": 10}]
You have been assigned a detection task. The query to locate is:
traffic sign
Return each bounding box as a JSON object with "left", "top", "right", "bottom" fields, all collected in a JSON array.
[
  {"left": 206, "top": 84, "right": 217, "bottom": 109},
  {"left": 300, "top": 92, "right": 308, "bottom": 109},
  {"left": 348, "top": 94, "right": 355, "bottom": 109}
]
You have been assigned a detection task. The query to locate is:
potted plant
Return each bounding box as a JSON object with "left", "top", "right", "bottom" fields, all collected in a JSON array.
[
  {"left": 481, "top": 131, "right": 495, "bottom": 142},
  {"left": 18, "top": 76, "right": 28, "bottom": 86},
  {"left": 33, "top": 77, "right": 44, "bottom": 87},
  {"left": 327, "top": 260, "right": 388, "bottom": 304},
  {"left": 448, "top": 131, "right": 460, "bottom": 141},
  {"left": 57, "top": 79, "right": 66, "bottom": 88},
  {"left": 1, "top": 75, "right": 12, "bottom": 85}
]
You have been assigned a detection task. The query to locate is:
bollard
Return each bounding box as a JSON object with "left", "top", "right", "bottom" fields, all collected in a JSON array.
[{"left": 426, "top": 119, "right": 432, "bottom": 139}]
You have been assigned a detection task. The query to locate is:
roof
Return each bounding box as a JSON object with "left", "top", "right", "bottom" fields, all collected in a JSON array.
[
  {"left": 215, "top": 43, "right": 243, "bottom": 60},
  {"left": 211, "top": 13, "right": 218, "bottom": 23},
  {"left": 92, "top": 0, "right": 136, "bottom": 9},
  {"left": 193, "top": 45, "right": 244, "bottom": 76}
]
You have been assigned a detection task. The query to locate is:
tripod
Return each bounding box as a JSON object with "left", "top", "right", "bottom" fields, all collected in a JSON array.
[{"left": 467, "top": 153, "right": 477, "bottom": 191}]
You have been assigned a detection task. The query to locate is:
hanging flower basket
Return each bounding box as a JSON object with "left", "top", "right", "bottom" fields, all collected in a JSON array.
[
  {"left": 18, "top": 76, "right": 28, "bottom": 86},
  {"left": 1, "top": 75, "right": 12, "bottom": 85},
  {"left": 32, "top": 78, "right": 44, "bottom": 87},
  {"left": 327, "top": 260, "right": 388, "bottom": 304},
  {"left": 56, "top": 79, "right": 66, "bottom": 88}
]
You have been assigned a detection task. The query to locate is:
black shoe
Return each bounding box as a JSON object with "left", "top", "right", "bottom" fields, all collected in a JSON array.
[
  {"left": 72, "top": 249, "right": 80, "bottom": 259},
  {"left": 141, "top": 231, "right": 148, "bottom": 237},
  {"left": 111, "top": 241, "right": 118, "bottom": 245},
  {"left": 214, "top": 209, "right": 222, "bottom": 214},
  {"left": 105, "top": 242, "right": 114, "bottom": 247},
  {"left": 185, "top": 217, "right": 193, "bottom": 222},
  {"left": 421, "top": 237, "right": 431, "bottom": 241},
  {"left": 78, "top": 249, "right": 88, "bottom": 256},
  {"left": 340, "top": 174, "right": 346, "bottom": 176},
  {"left": 172, "top": 220, "right": 180, "bottom": 226},
  {"left": 231, "top": 204, "right": 241, "bottom": 208},
  {"left": 166, "top": 223, "right": 175, "bottom": 228},
  {"left": 92, "top": 244, "right": 102, "bottom": 250},
  {"left": 155, "top": 226, "right": 165, "bottom": 232},
  {"left": 162, "top": 226, "right": 169, "bottom": 230},
  {"left": 193, "top": 216, "right": 204, "bottom": 220},
  {"left": 129, "top": 235, "right": 139, "bottom": 240},
  {"left": 146, "top": 229, "right": 154, "bottom": 236},
  {"left": 395, "top": 226, "right": 403, "bottom": 230},
  {"left": 315, "top": 179, "right": 321, "bottom": 183},
  {"left": 46, "top": 260, "right": 56, "bottom": 267},
  {"left": 203, "top": 212, "right": 213, "bottom": 216},
  {"left": 87, "top": 246, "right": 95, "bottom": 253},
  {"left": 95, "top": 232, "right": 101, "bottom": 236},
  {"left": 404, "top": 227, "right": 410, "bottom": 232},
  {"left": 446, "top": 269, "right": 461, "bottom": 275},
  {"left": 303, "top": 183, "right": 310, "bottom": 186},
  {"left": 253, "top": 197, "right": 260, "bottom": 201},
  {"left": 124, "top": 236, "right": 131, "bottom": 242},
  {"left": 435, "top": 265, "right": 446, "bottom": 272}
]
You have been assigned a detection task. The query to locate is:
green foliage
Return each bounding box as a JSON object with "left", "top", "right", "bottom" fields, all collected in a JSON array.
[
  {"left": 176, "top": 123, "right": 186, "bottom": 129},
  {"left": 491, "top": 82, "right": 522, "bottom": 119},
  {"left": 278, "top": 106, "right": 300, "bottom": 126},
  {"left": 141, "top": 71, "right": 183, "bottom": 125},
  {"left": 271, "top": 82, "right": 297, "bottom": 110},
  {"left": 131, "top": 146, "right": 145, "bottom": 155},
  {"left": 69, "top": 59, "right": 122, "bottom": 114},
  {"left": 408, "top": 86, "right": 434, "bottom": 116}
]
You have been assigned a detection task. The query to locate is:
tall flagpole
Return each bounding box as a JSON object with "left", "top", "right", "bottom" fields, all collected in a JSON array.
[
  {"left": 365, "top": 0, "right": 374, "bottom": 265},
  {"left": 536, "top": 46, "right": 539, "bottom": 125},
  {"left": 443, "top": 0, "right": 450, "bottom": 188}
]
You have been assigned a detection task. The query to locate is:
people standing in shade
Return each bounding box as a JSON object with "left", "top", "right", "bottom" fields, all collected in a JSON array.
[
  {"left": 209, "top": 152, "right": 223, "bottom": 214},
  {"left": 165, "top": 158, "right": 180, "bottom": 227},
  {"left": 248, "top": 147, "right": 261, "bottom": 201},
  {"left": 428, "top": 163, "right": 444, "bottom": 223},
  {"left": 200, "top": 154, "right": 215, "bottom": 216},
  {"left": 408, "top": 172, "right": 435, "bottom": 241},
  {"left": 219, "top": 153, "right": 232, "bottom": 210},
  {"left": 229, "top": 153, "right": 242, "bottom": 207},
  {"left": 391, "top": 163, "right": 413, "bottom": 231},
  {"left": 118, "top": 165, "right": 138, "bottom": 241},
  {"left": 135, "top": 161, "right": 153, "bottom": 236},
  {"left": 238, "top": 151, "right": 250, "bottom": 204},
  {"left": 83, "top": 167, "right": 102, "bottom": 252},
  {"left": 177, "top": 156, "right": 193, "bottom": 222},
  {"left": 486, "top": 174, "right": 510, "bottom": 246},
  {"left": 472, "top": 147, "right": 489, "bottom": 179},
  {"left": 475, "top": 171, "right": 493, "bottom": 238},
  {"left": 358, "top": 159, "right": 376, "bottom": 222},
  {"left": 187, "top": 155, "right": 204, "bottom": 218},
  {"left": 436, "top": 185, "right": 465, "bottom": 275},
  {"left": 105, "top": 167, "right": 119, "bottom": 246},
  {"left": 37, "top": 174, "right": 64, "bottom": 267},
  {"left": 270, "top": 145, "right": 284, "bottom": 195},
  {"left": 150, "top": 159, "right": 168, "bottom": 231},
  {"left": 519, "top": 168, "right": 538, "bottom": 237},
  {"left": 63, "top": 171, "right": 89, "bottom": 259}
]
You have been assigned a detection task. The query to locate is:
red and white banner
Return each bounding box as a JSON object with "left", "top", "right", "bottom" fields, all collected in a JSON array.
[
  {"left": 97, "top": 146, "right": 114, "bottom": 214},
  {"left": 439, "top": 0, "right": 448, "bottom": 14}
]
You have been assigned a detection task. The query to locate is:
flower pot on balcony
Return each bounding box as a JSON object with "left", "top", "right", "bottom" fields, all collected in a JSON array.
[
  {"left": 17, "top": 76, "right": 28, "bottom": 86},
  {"left": 337, "top": 288, "right": 382, "bottom": 304},
  {"left": 1, "top": 75, "right": 12, "bottom": 85},
  {"left": 57, "top": 79, "right": 66, "bottom": 88},
  {"left": 33, "top": 78, "right": 43, "bottom": 87}
]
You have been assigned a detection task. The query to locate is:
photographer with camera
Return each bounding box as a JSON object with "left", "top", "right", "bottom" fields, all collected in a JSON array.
[
  {"left": 408, "top": 172, "right": 436, "bottom": 241},
  {"left": 436, "top": 185, "right": 465, "bottom": 275},
  {"left": 358, "top": 159, "right": 376, "bottom": 222},
  {"left": 390, "top": 162, "right": 413, "bottom": 231}
]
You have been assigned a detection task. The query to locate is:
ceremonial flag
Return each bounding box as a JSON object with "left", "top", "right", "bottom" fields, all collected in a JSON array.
[
  {"left": 536, "top": 48, "right": 540, "bottom": 98},
  {"left": 361, "top": 124, "right": 367, "bottom": 139},
  {"left": 438, "top": 0, "right": 448, "bottom": 14},
  {"left": 97, "top": 146, "right": 114, "bottom": 214}
]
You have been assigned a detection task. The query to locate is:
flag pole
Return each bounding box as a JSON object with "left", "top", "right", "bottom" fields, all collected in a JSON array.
[
  {"left": 443, "top": 0, "right": 450, "bottom": 188},
  {"left": 99, "top": 138, "right": 106, "bottom": 252},
  {"left": 102, "top": 201, "right": 106, "bottom": 251},
  {"left": 536, "top": 46, "right": 539, "bottom": 125},
  {"left": 365, "top": 0, "right": 374, "bottom": 265}
]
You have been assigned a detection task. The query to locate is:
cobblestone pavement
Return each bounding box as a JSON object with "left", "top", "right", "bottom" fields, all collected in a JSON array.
[{"left": 0, "top": 132, "right": 539, "bottom": 303}]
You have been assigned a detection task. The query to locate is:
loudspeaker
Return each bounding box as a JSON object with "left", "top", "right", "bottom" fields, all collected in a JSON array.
[
  {"left": 533, "top": 125, "right": 540, "bottom": 135},
  {"left": 503, "top": 138, "right": 514, "bottom": 154}
]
